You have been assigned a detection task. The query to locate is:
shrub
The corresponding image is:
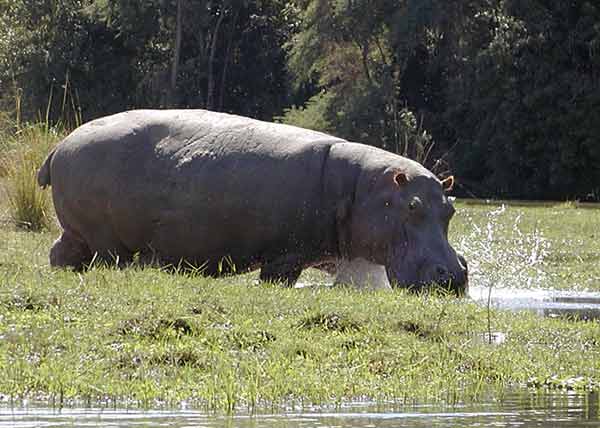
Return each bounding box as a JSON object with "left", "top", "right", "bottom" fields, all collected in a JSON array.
[
  {"left": 276, "top": 92, "right": 334, "bottom": 134},
  {"left": 1, "top": 124, "right": 62, "bottom": 231}
]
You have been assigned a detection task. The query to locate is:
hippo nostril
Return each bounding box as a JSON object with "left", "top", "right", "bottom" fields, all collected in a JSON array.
[{"left": 423, "top": 260, "right": 468, "bottom": 296}]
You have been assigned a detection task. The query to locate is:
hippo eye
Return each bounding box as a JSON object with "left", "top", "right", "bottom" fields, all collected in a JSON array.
[{"left": 408, "top": 197, "right": 421, "bottom": 211}]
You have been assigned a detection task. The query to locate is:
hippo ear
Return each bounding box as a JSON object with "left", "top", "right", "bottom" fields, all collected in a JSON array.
[
  {"left": 394, "top": 172, "right": 409, "bottom": 187},
  {"left": 441, "top": 175, "right": 455, "bottom": 192}
]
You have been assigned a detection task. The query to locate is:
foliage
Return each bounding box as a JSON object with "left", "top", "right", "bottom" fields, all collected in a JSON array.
[
  {"left": 284, "top": 0, "right": 457, "bottom": 176},
  {"left": 277, "top": 92, "right": 334, "bottom": 133},
  {"left": 0, "top": 0, "right": 128, "bottom": 126},
  {"left": 0, "top": 0, "right": 294, "bottom": 123},
  {"left": 286, "top": 0, "right": 600, "bottom": 200},
  {"left": 1, "top": 0, "right": 599, "bottom": 200},
  {"left": 1, "top": 124, "right": 62, "bottom": 230},
  {"left": 445, "top": 0, "right": 600, "bottom": 199}
]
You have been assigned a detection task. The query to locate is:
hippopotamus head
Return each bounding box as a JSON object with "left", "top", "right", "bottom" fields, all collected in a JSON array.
[{"left": 338, "top": 156, "right": 468, "bottom": 295}]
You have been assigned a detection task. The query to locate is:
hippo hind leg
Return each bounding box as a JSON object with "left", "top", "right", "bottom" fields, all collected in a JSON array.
[
  {"left": 260, "top": 255, "right": 303, "bottom": 287},
  {"left": 84, "top": 233, "right": 134, "bottom": 268},
  {"left": 50, "top": 230, "right": 92, "bottom": 271}
]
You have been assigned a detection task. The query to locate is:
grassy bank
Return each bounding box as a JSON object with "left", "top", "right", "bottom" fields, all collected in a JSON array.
[
  {"left": 0, "top": 125, "right": 599, "bottom": 411},
  {"left": 1, "top": 257, "right": 599, "bottom": 411}
]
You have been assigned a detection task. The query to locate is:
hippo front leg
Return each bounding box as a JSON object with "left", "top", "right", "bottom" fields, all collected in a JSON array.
[
  {"left": 50, "top": 229, "right": 92, "bottom": 271},
  {"left": 260, "top": 255, "right": 304, "bottom": 287}
]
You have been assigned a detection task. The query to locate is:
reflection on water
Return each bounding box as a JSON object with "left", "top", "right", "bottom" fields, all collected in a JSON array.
[
  {"left": 1, "top": 391, "right": 598, "bottom": 428},
  {"left": 469, "top": 286, "right": 600, "bottom": 321},
  {"left": 297, "top": 276, "right": 600, "bottom": 321}
]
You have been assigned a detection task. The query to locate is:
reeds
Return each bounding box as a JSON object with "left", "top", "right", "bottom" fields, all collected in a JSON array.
[{"left": 1, "top": 123, "right": 63, "bottom": 231}]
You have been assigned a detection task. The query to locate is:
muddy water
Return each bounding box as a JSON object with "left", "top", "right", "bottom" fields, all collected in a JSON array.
[
  {"left": 469, "top": 286, "right": 600, "bottom": 320},
  {"left": 2, "top": 391, "right": 599, "bottom": 427}
]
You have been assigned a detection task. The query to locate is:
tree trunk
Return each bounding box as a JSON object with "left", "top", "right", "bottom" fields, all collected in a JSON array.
[
  {"left": 361, "top": 42, "right": 372, "bottom": 85},
  {"left": 218, "top": 9, "right": 239, "bottom": 112},
  {"left": 352, "top": 37, "right": 372, "bottom": 85},
  {"left": 207, "top": 9, "right": 226, "bottom": 110},
  {"left": 168, "top": 0, "right": 183, "bottom": 107}
]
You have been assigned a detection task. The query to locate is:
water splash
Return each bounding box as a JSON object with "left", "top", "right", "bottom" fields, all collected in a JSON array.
[
  {"left": 455, "top": 205, "right": 551, "bottom": 290},
  {"left": 454, "top": 205, "right": 600, "bottom": 319}
]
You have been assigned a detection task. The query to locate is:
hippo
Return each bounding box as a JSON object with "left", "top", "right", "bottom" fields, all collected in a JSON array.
[{"left": 37, "top": 109, "right": 468, "bottom": 294}]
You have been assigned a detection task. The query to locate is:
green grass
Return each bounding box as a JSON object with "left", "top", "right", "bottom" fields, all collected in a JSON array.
[
  {"left": 0, "top": 124, "right": 63, "bottom": 230},
  {"left": 0, "top": 195, "right": 599, "bottom": 411}
]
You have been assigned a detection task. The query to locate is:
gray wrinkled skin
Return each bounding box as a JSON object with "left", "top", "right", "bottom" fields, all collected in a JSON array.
[{"left": 38, "top": 109, "right": 467, "bottom": 294}]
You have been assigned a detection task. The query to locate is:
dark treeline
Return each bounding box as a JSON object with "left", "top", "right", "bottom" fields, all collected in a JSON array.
[{"left": 1, "top": 0, "right": 599, "bottom": 200}]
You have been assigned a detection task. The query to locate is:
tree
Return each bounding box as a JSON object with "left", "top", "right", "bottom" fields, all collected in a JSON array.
[
  {"left": 286, "top": 0, "right": 600, "bottom": 200},
  {"left": 1, "top": 0, "right": 295, "bottom": 123},
  {"left": 0, "top": 0, "right": 139, "bottom": 124},
  {"left": 447, "top": 0, "right": 600, "bottom": 199},
  {"left": 284, "top": 0, "right": 449, "bottom": 169}
]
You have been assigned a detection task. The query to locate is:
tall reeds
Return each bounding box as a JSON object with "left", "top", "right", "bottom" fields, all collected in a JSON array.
[
  {"left": 1, "top": 76, "right": 77, "bottom": 231},
  {"left": 1, "top": 123, "right": 62, "bottom": 231}
]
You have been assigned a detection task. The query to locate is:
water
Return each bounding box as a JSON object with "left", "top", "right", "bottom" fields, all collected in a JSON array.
[
  {"left": 2, "top": 391, "right": 599, "bottom": 427},
  {"left": 469, "top": 285, "right": 600, "bottom": 321},
  {"left": 297, "top": 277, "right": 600, "bottom": 321}
]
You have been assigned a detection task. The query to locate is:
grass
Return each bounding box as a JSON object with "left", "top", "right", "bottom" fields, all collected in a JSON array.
[
  {"left": 0, "top": 262, "right": 598, "bottom": 411},
  {"left": 0, "top": 124, "right": 599, "bottom": 412},
  {"left": 0, "top": 123, "right": 63, "bottom": 230}
]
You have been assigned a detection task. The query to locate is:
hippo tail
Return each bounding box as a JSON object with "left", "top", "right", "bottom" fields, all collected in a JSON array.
[{"left": 37, "top": 147, "right": 56, "bottom": 188}]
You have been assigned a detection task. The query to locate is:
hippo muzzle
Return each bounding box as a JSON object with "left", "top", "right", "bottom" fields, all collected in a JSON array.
[
  {"left": 422, "top": 253, "right": 469, "bottom": 296},
  {"left": 385, "top": 252, "right": 468, "bottom": 296}
]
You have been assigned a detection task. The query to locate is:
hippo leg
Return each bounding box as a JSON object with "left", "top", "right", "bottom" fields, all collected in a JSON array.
[
  {"left": 260, "top": 255, "right": 303, "bottom": 286},
  {"left": 49, "top": 229, "right": 92, "bottom": 270},
  {"left": 73, "top": 224, "right": 133, "bottom": 268},
  {"left": 86, "top": 240, "right": 133, "bottom": 268}
]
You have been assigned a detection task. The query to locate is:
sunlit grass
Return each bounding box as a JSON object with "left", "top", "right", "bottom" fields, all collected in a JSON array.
[
  {"left": 0, "top": 124, "right": 62, "bottom": 231},
  {"left": 0, "top": 264, "right": 598, "bottom": 411}
]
